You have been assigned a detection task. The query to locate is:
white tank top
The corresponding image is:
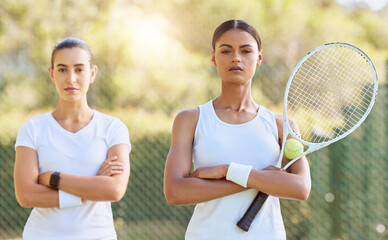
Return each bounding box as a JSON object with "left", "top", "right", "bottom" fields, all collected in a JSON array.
[{"left": 185, "top": 100, "right": 286, "bottom": 240}]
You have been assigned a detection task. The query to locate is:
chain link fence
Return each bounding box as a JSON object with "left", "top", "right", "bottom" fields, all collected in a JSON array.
[
  {"left": 0, "top": 52, "right": 387, "bottom": 240},
  {"left": 0, "top": 83, "right": 387, "bottom": 239}
]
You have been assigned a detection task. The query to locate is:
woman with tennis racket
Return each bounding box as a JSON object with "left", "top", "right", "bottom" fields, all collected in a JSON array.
[
  {"left": 14, "top": 38, "right": 131, "bottom": 240},
  {"left": 164, "top": 19, "right": 311, "bottom": 239}
]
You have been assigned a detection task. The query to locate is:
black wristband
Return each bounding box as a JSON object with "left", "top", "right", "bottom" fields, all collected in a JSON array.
[{"left": 49, "top": 171, "right": 61, "bottom": 190}]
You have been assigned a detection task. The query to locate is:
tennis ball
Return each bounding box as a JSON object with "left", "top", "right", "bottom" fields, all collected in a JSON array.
[{"left": 284, "top": 139, "right": 304, "bottom": 159}]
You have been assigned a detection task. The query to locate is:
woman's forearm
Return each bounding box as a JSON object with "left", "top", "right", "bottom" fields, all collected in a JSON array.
[
  {"left": 58, "top": 174, "right": 127, "bottom": 202},
  {"left": 247, "top": 169, "right": 310, "bottom": 200},
  {"left": 38, "top": 171, "right": 128, "bottom": 202},
  {"left": 164, "top": 176, "right": 246, "bottom": 206},
  {"left": 15, "top": 182, "right": 59, "bottom": 208},
  {"left": 18, "top": 171, "right": 128, "bottom": 208}
]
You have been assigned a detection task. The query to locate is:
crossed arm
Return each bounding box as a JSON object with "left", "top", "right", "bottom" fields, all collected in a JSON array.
[
  {"left": 163, "top": 110, "right": 311, "bottom": 206},
  {"left": 14, "top": 144, "right": 130, "bottom": 208}
]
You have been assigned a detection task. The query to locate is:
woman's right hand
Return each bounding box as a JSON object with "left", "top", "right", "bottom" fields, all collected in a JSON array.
[
  {"left": 97, "top": 156, "right": 124, "bottom": 176},
  {"left": 189, "top": 165, "right": 228, "bottom": 179},
  {"left": 262, "top": 165, "right": 287, "bottom": 172}
]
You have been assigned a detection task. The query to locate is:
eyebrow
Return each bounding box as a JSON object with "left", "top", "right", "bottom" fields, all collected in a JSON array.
[
  {"left": 55, "top": 63, "right": 86, "bottom": 67},
  {"left": 218, "top": 44, "right": 254, "bottom": 48}
]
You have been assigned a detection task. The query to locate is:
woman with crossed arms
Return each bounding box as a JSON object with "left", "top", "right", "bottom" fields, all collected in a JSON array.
[
  {"left": 164, "top": 20, "right": 311, "bottom": 239},
  {"left": 14, "top": 38, "right": 131, "bottom": 240}
]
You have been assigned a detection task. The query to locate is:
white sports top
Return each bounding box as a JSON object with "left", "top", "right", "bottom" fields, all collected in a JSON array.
[
  {"left": 15, "top": 110, "right": 131, "bottom": 240},
  {"left": 185, "top": 100, "right": 286, "bottom": 240}
]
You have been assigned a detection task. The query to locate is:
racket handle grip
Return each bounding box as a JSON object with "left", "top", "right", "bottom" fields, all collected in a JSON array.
[{"left": 237, "top": 192, "right": 269, "bottom": 232}]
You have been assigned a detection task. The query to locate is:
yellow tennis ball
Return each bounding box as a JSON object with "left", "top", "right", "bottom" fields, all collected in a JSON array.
[{"left": 284, "top": 139, "right": 304, "bottom": 159}]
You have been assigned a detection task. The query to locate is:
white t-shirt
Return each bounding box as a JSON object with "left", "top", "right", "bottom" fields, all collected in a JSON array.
[
  {"left": 186, "top": 101, "right": 286, "bottom": 240},
  {"left": 15, "top": 110, "right": 131, "bottom": 240}
]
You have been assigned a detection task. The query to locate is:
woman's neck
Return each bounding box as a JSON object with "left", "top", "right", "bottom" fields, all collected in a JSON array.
[
  {"left": 216, "top": 82, "right": 258, "bottom": 112},
  {"left": 52, "top": 100, "right": 93, "bottom": 121}
]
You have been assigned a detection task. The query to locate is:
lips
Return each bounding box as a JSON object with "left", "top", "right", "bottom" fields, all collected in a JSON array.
[
  {"left": 65, "top": 87, "right": 78, "bottom": 91},
  {"left": 229, "top": 66, "right": 243, "bottom": 71}
]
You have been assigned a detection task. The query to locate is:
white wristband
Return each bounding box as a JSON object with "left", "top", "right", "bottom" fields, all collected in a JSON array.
[
  {"left": 226, "top": 162, "right": 252, "bottom": 188},
  {"left": 59, "top": 190, "right": 82, "bottom": 209}
]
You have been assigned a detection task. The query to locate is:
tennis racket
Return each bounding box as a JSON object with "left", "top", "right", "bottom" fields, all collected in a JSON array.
[{"left": 237, "top": 42, "right": 378, "bottom": 232}]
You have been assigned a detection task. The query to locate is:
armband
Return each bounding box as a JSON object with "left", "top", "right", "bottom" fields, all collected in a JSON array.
[
  {"left": 226, "top": 162, "right": 252, "bottom": 188},
  {"left": 59, "top": 190, "right": 82, "bottom": 209}
]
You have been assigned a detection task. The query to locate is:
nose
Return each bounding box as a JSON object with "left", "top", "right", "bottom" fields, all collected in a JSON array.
[
  {"left": 67, "top": 71, "right": 76, "bottom": 84},
  {"left": 231, "top": 52, "right": 241, "bottom": 63}
]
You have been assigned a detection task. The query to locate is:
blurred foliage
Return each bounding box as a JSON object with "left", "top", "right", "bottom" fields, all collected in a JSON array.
[
  {"left": 0, "top": 0, "right": 388, "bottom": 113},
  {"left": 1, "top": 0, "right": 388, "bottom": 239}
]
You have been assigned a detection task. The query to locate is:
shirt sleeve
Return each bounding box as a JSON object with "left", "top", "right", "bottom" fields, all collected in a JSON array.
[
  {"left": 107, "top": 118, "right": 131, "bottom": 152},
  {"left": 15, "top": 120, "right": 36, "bottom": 150}
]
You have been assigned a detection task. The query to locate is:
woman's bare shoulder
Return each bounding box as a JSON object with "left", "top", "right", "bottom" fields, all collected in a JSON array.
[{"left": 174, "top": 108, "right": 200, "bottom": 126}]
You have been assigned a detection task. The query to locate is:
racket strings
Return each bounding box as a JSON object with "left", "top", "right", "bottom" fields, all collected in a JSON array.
[
  {"left": 287, "top": 45, "right": 376, "bottom": 143},
  {"left": 325, "top": 47, "right": 375, "bottom": 114},
  {"left": 318, "top": 49, "right": 374, "bottom": 122},
  {"left": 295, "top": 49, "right": 373, "bottom": 141},
  {"left": 299, "top": 73, "right": 372, "bottom": 141},
  {"left": 289, "top": 51, "right": 347, "bottom": 140}
]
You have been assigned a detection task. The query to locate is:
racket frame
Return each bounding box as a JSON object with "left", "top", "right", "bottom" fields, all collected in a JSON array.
[{"left": 279, "top": 42, "right": 378, "bottom": 170}]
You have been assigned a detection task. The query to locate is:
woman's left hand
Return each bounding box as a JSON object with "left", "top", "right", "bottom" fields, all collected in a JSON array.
[
  {"left": 38, "top": 171, "right": 55, "bottom": 187},
  {"left": 98, "top": 156, "right": 124, "bottom": 176},
  {"left": 262, "top": 165, "right": 287, "bottom": 172},
  {"left": 190, "top": 165, "right": 228, "bottom": 179}
]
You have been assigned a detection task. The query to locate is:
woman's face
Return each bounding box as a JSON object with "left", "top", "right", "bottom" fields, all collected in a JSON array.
[
  {"left": 212, "top": 29, "right": 262, "bottom": 85},
  {"left": 49, "top": 47, "right": 97, "bottom": 103}
]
